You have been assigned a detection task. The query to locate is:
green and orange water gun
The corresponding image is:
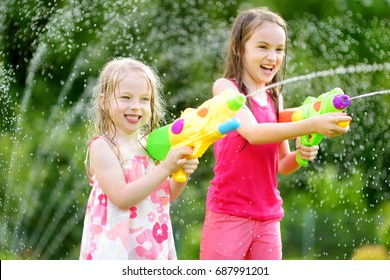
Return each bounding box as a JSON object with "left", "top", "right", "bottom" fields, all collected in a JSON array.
[
  {"left": 146, "top": 89, "right": 246, "bottom": 182},
  {"left": 279, "top": 87, "right": 351, "bottom": 166}
]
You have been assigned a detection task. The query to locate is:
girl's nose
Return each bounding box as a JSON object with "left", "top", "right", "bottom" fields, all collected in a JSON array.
[
  {"left": 266, "top": 50, "right": 277, "bottom": 61},
  {"left": 129, "top": 100, "right": 141, "bottom": 109}
]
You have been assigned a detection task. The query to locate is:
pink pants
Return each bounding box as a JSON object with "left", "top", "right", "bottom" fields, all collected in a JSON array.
[{"left": 200, "top": 210, "right": 282, "bottom": 260}]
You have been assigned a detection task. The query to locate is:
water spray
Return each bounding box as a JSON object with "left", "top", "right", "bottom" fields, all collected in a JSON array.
[
  {"left": 350, "top": 89, "right": 390, "bottom": 100},
  {"left": 247, "top": 62, "right": 390, "bottom": 99}
]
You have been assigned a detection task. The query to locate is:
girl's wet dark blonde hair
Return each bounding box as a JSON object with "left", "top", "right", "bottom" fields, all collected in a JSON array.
[
  {"left": 89, "top": 57, "right": 165, "bottom": 145},
  {"left": 224, "top": 7, "right": 288, "bottom": 114}
]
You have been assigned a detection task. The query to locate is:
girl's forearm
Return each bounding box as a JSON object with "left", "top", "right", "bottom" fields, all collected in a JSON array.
[
  {"left": 114, "top": 164, "right": 173, "bottom": 209},
  {"left": 170, "top": 181, "right": 187, "bottom": 202},
  {"left": 243, "top": 118, "right": 318, "bottom": 145},
  {"left": 278, "top": 151, "right": 300, "bottom": 175}
]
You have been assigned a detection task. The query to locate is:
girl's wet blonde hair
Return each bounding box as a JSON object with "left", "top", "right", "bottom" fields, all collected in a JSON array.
[
  {"left": 224, "top": 7, "right": 288, "bottom": 114},
  {"left": 88, "top": 57, "right": 165, "bottom": 145}
]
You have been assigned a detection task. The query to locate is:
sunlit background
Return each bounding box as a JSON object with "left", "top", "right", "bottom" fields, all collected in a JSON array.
[{"left": 0, "top": 0, "right": 389, "bottom": 260}]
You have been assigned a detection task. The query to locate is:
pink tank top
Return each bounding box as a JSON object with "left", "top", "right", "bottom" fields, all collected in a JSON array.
[{"left": 207, "top": 92, "right": 284, "bottom": 221}]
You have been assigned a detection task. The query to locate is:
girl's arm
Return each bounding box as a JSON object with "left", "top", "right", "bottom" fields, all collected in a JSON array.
[
  {"left": 278, "top": 140, "right": 299, "bottom": 175},
  {"left": 278, "top": 95, "right": 319, "bottom": 175},
  {"left": 90, "top": 138, "right": 194, "bottom": 209},
  {"left": 278, "top": 138, "right": 319, "bottom": 175},
  {"left": 213, "top": 78, "right": 352, "bottom": 145}
]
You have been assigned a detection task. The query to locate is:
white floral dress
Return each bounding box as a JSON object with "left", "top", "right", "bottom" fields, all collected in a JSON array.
[{"left": 79, "top": 152, "right": 177, "bottom": 260}]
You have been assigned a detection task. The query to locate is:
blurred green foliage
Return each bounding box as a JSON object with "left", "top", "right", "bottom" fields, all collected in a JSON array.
[{"left": 0, "top": 0, "right": 389, "bottom": 259}]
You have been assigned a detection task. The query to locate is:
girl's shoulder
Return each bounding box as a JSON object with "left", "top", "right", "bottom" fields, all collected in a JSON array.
[
  {"left": 213, "top": 77, "right": 235, "bottom": 87},
  {"left": 213, "top": 78, "right": 241, "bottom": 96},
  {"left": 88, "top": 135, "right": 124, "bottom": 164},
  {"left": 88, "top": 136, "right": 115, "bottom": 154},
  {"left": 88, "top": 135, "right": 155, "bottom": 166}
]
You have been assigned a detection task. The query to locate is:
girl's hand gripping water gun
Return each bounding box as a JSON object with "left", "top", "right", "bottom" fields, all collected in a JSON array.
[
  {"left": 279, "top": 87, "right": 351, "bottom": 166},
  {"left": 146, "top": 89, "right": 246, "bottom": 182}
]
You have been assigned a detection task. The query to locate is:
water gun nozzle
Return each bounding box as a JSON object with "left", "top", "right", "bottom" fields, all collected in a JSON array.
[{"left": 227, "top": 94, "right": 246, "bottom": 111}]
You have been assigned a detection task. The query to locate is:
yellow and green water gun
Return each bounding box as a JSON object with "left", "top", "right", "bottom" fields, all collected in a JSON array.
[{"left": 146, "top": 89, "right": 246, "bottom": 182}]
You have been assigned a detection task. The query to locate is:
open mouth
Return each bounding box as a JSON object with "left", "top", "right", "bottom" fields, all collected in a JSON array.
[
  {"left": 125, "top": 114, "right": 141, "bottom": 123},
  {"left": 260, "top": 65, "right": 274, "bottom": 73}
]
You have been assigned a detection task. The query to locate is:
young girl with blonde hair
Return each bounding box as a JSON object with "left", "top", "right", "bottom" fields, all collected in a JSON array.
[{"left": 80, "top": 57, "right": 199, "bottom": 260}]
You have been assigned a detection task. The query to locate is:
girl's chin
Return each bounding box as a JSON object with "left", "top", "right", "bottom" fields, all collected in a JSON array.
[
  {"left": 255, "top": 76, "right": 274, "bottom": 85},
  {"left": 264, "top": 74, "right": 277, "bottom": 83}
]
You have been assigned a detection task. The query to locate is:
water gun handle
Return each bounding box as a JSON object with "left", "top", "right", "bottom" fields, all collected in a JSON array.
[
  {"left": 172, "top": 169, "right": 188, "bottom": 183},
  {"left": 296, "top": 154, "right": 308, "bottom": 166},
  {"left": 296, "top": 133, "right": 324, "bottom": 166},
  {"left": 296, "top": 120, "right": 350, "bottom": 166},
  {"left": 296, "top": 153, "right": 309, "bottom": 167},
  {"left": 296, "top": 134, "right": 310, "bottom": 167}
]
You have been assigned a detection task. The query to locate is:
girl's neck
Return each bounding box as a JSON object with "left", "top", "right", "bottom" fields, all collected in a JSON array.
[
  {"left": 242, "top": 76, "right": 266, "bottom": 95},
  {"left": 240, "top": 77, "right": 268, "bottom": 106},
  {"left": 108, "top": 131, "right": 148, "bottom": 159}
]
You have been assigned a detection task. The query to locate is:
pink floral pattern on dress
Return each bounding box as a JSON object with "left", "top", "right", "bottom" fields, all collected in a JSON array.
[
  {"left": 79, "top": 149, "right": 176, "bottom": 260},
  {"left": 135, "top": 229, "right": 163, "bottom": 259},
  {"left": 93, "top": 194, "right": 107, "bottom": 225},
  {"left": 130, "top": 206, "right": 137, "bottom": 218},
  {"left": 153, "top": 223, "right": 169, "bottom": 243},
  {"left": 150, "top": 188, "right": 170, "bottom": 214},
  {"left": 159, "top": 213, "right": 170, "bottom": 224},
  {"left": 148, "top": 211, "right": 155, "bottom": 223}
]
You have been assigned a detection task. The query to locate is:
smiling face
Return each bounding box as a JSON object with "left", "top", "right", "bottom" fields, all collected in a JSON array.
[
  {"left": 110, "top": 73, "right": 152, "bottom": 136},
  {"left": 242, "top": 21, "right": 286, "bottom": 89}
]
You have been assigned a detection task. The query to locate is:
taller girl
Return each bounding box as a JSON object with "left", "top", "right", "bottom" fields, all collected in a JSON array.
[{"left": 200, "top": 7, "right": 351, "bottom": 260}]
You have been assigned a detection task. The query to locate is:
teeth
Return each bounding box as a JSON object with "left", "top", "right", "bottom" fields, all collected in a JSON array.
[
  {"left": 126, "top": 115, "right": 139, "bottom": 120},
  {"left": 262, "top": 65, "right": 273, "bottom": 69}
]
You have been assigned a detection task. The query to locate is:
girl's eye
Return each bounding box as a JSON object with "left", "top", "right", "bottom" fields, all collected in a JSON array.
[{"left": 141, "top": 97, "right": 150, "bottom": 102}]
